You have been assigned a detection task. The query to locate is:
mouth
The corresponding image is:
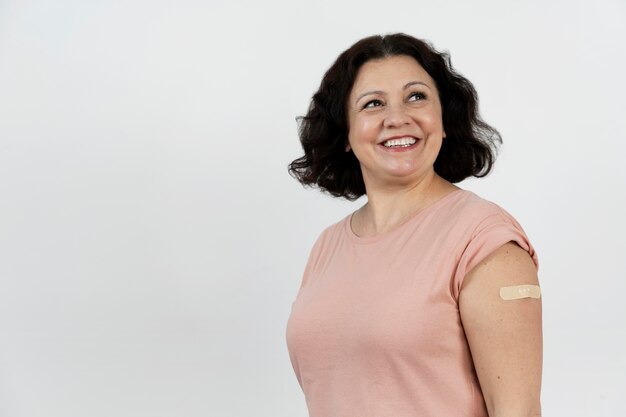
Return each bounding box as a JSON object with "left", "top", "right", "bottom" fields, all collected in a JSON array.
[{"left": 378, "top": 135, "right": 420, "bottom": 150}]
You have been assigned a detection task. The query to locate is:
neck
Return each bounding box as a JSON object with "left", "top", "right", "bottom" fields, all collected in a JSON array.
[{"left": 355, "top": 171, "right": 459, "bottom": 236}]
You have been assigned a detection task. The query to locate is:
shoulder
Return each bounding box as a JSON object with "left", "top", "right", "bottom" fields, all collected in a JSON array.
[
  {"left": 434, "top": 190, "right": 520, "bottom": 243},
  {"left": 450, "top": 190, "right": 539, "bottom": 299},
  {"left": 452, "top": 190, "right": 534, "bottom": 242},
  {"left": 305, "top": 215, "right": 346, "bottom": 256},
  {"left": 453, "top": 190, "right": 512, "bottom": 223}
]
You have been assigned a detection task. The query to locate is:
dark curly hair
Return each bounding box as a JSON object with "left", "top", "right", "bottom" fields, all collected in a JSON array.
[{"left": 287, "top": 33, "right": 502, "bottom": 201}]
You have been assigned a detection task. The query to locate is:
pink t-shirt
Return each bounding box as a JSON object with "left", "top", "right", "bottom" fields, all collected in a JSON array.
[{"left": 285, "top": 189, "right": 539, "bottom": 417}]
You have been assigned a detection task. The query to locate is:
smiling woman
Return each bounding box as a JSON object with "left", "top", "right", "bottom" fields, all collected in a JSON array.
[
  {"left": 288, "top": 33, "right": 501, "bottom": 201},
  {"left": 286, "top": 33, "right": 542, "bottom": 417}
]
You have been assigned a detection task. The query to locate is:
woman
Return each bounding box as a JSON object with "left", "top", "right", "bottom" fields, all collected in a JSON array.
[{"left": 285, "top": 33, "right": 542, "bottom": 417}]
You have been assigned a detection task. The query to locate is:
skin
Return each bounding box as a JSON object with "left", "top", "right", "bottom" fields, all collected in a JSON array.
[
  {"left": 346, "top": 55, "right": 542, "bottom": 416},
  {"left": 460, "top": 242, "right": 543, "bottom": 417}
]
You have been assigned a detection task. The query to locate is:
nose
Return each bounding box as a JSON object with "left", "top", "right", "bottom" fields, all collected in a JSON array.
[{"left": 383, "top": 104, "right": 411, "bottom": 128}]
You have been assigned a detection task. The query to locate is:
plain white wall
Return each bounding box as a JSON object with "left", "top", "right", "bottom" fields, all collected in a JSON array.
[{"left": 1, "top": 0, "right": 625, "bottom": 416}]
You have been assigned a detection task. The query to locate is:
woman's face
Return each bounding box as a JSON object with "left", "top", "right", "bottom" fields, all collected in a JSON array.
[{"left": 346, "top": 54, "right": 446, "bottom": 188}]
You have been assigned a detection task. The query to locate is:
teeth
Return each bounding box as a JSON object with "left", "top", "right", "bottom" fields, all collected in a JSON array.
[{"left": 383, "top": 137, "right": 417, "bottom": 147}]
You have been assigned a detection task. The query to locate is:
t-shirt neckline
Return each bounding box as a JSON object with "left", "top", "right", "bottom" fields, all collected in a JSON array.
[{"left": 344, "top": 188, "right": 466, "bottom": 245}]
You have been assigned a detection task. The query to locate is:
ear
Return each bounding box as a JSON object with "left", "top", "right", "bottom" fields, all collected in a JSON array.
[
  {"left": 443, "top": 130, "right": 447, "bottom": 139},
  {"left": 345, "top": 143, "right": 351, "bottom": 152}
]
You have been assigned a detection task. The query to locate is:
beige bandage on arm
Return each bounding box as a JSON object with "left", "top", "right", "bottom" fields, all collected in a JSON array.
[{"left": 499, "top": 285, "right": 541, "bottom": 300}]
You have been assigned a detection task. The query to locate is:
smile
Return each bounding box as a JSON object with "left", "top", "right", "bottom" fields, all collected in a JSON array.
[{"left": 381, "top": 136, "right": 418, "bottom": 147}]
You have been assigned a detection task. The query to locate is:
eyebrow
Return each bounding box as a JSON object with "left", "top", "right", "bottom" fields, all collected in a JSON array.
[{"left": 355, "top": 81, "right": 431, "bottom": 104}]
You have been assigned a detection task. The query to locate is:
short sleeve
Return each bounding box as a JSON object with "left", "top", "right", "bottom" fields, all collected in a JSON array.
[{"left": 453, "top": 209, "right": 539, "bottom": 301}]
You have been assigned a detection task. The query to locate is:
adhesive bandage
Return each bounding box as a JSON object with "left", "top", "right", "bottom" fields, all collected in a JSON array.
[{"left": 499, "top": 285, "right": 541, "bottom": 300}]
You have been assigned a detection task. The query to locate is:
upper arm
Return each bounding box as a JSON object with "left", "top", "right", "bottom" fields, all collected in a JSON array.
[{"left": 459, "top": 241, "right": 543, "bottom": 417}]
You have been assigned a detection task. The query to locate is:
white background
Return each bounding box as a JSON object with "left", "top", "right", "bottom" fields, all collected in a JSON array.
[{"left": 1, "top": 0, "right": 625, "bottom": 416}]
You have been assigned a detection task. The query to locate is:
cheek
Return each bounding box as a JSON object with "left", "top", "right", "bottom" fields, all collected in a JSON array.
[
  {"left": 349, "top": 116, "right": 378, "bottom": 141},
  {"left": 420, "top": 108, "right": 444, "bottom": 131}
]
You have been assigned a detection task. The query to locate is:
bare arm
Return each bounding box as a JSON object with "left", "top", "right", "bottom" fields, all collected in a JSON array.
[{"left": 459, "top": 241, "right": 542, "bottom": 417}]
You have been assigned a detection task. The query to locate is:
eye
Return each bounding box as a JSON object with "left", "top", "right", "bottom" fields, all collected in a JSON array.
[
  {"left": 363, "top": 99, "right": 383, "bottom": 109},
  {"left": 408, "top": 92, "right": 427, "bottom": 101}
]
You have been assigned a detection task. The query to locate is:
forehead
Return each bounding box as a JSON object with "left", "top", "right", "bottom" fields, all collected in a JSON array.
[{"left": 350, "top": 55, "right": 435, "bottom": 94}]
